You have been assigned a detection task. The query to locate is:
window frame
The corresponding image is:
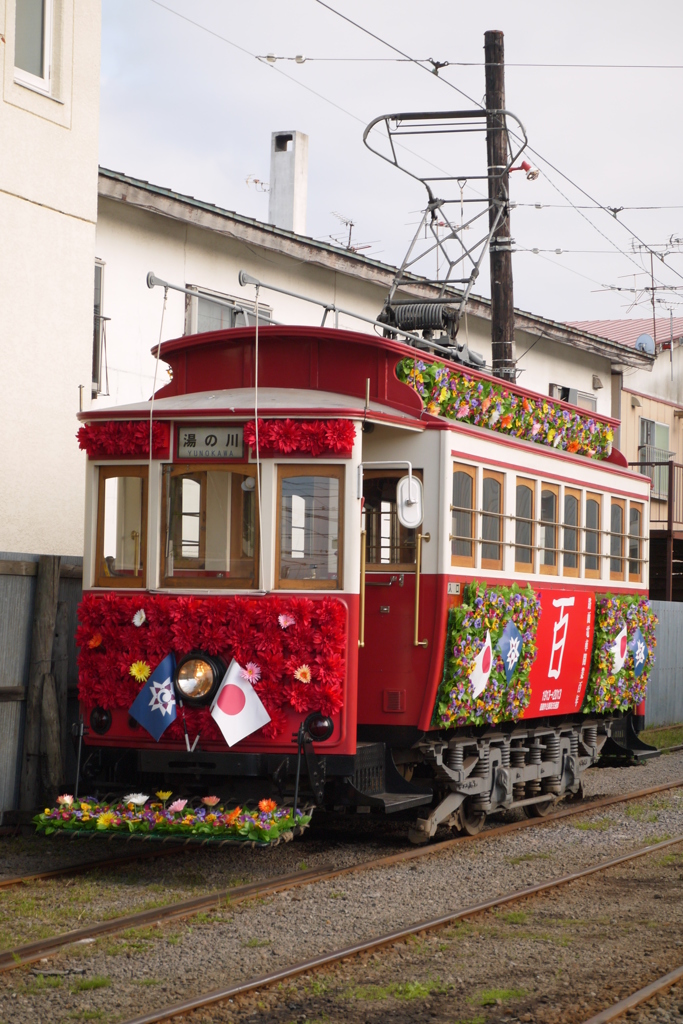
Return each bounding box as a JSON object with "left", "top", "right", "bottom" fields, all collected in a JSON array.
[
  {"left": 584, "top": 492, "right": 602, "bottom": 579},
  {"left": 610, "top": 497, "right": 626, "bottom": 581},
  {"left": 514, "top": 477, "right": 535, "bottom": 574},
  {"left": 451, "top": 463, "right": 476, "bottom": 569},
  {"left": 481, "top": 469, "right": 504, "bottom": 571},
  {"left": 539, "top": 482, "right": 559, "bottom": 576},
  {"left": 562, "top": 487, "right": 581, "bottom": 578},
  {"left": 362, "top": 468, "right": 420, "bottom": 572},
  {"left": 94, "top": 465, "right": 148, "bottom": 589},
  {"left": 184, "top": 284, "right": 273, "bottom": 336},
  {"left": 628, "top": 501, "right": 643, "bottom": 583},
  {"left": 160, "top": 463, "right": 259, "bottom": 590},
  {"left": 275, "top": 464, "right": 345, "bottom": 591},
  {"left": 14, "top": 0, "right": 53, "bottom": 95}
]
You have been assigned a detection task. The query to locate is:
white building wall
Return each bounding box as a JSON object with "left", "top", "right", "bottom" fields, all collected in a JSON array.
[{"left": 0, "top": 0, "right": 101, "bottom": 556}]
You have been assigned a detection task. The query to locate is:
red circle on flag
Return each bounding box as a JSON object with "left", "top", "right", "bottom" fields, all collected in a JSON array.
[
  {"left": 620, "top": 634, "right": 627, "bottom": 657},
  {"left": 217, "top": 684, "right": 246, "bottom": 716},
  {"left": 482, "top": 646, "right": 491, "bottom": 673}
]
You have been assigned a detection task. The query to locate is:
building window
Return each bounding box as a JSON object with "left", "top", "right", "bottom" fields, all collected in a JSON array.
[
  {"left": 185, "top": 286, "right": 273, "bottom": 335},
  {"left": 563, "top": 488, "right": 580, "bottom": 577},
  {"left": 610, "top": 499, "right": 625, "bottom": 580},
  {"left": 481, "top": 471, "right": 503, "bottom": 570},
  {"left": 95, "top": 466, "right": 148, "bottom": 589},
  {"left": 639, "top": 417, "right": 671, "bottom": 498},
  {"left": 363, "top": 471, "right": 418, "bottom": 570},
  {"left": 585, "top": 494, "right": 601, "bottom": 578},
  {"left": 451, "top": 465, "right": 476, "bottom": 568},
  {"left": 540, "top": 484, "right": 559, "bottom": 574},
  {"left": 14, "top": 0, "right": 52, "bottom": 93},
  {"left": 515, "top": 480, "right": 534, "bottom": 571},
  {"left": 92, "top": 262, "right": 109, "bottom": 398},
  {"left": 161, "top": 465, "right": 258, "bottom": 588},
  {"left": 277, "top": 466, "right": 343, "bottom": 589},
  {"left": 629, "top": 503, "right": 643, "bottom": 582}
]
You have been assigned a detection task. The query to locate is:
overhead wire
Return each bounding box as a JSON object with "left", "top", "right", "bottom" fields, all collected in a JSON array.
[{"left": 259, "top": 55, "right": 683, "bottom": 70}]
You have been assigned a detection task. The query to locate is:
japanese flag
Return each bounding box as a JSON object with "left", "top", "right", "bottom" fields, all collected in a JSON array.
[
  {"left": 610, "top": 625, "right": 628, "bottom": 674},
  {"left": 210, "top": 660, "right": 271, "bottom": 747},
  {"left": 470, "top": 630, "right": 494, "bottom": 699}
]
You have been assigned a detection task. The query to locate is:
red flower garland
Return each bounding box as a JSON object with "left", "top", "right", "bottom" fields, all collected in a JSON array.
[
  {"left": 77, "top": 592, "right": 347, "bottom": 741},
  {"left": 243, "top": 419, "right": 355, "bottom": 457},
  {"left": 77, "top": 421, "right": 170, "bottom": 459}
]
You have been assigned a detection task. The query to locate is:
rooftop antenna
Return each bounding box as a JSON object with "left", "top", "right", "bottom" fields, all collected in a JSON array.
[{"left": 331, "top": 211, "right": 356, "bottom": 250}]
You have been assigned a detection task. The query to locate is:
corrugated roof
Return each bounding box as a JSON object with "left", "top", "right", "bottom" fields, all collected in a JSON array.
[{"left": 568, "top": 318, "right": 683, "bottom": 348}]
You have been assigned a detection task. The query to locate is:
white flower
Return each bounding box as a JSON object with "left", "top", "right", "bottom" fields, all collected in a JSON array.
[
  {"left": 133, "top": 609, "right": 146, "bottom": 627},
  {"left": 123, "top": 793, "right": 149, "bottom": 806}
]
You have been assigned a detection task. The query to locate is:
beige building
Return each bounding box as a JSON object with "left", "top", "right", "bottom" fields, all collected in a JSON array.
[{"left": 0, "top": 0, "right": 101, "bottom": 556}]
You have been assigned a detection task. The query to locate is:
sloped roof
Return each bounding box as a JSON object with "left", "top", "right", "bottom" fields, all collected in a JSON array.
[{"left": 568, "top": 318, "right": 683, "bottom": 349}]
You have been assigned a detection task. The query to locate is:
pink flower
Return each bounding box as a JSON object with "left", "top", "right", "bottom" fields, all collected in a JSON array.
[
  {"left": 57, "top": 794, "right": 74, "bottom": 806},
  {"left": 278, "top": 614, "right": 295, "bottom": 630},
  {"left": 168, "top": 799, "right": 187, "bottom": 813},
  {"left": 241, "top": 661, "right": 261, "bottom": 684},
  {"left": 201, "top": 796, "right": 220, "bottom": 807}
]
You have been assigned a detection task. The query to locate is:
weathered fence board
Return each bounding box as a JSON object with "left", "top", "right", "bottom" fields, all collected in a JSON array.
[{"left": 646, "top": 601, "right": 683, "bottom": 728}]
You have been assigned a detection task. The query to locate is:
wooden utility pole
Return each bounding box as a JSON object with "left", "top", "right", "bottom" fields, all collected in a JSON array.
[{"left": 485, "top": 29, "right": 516, "bottom": 382}]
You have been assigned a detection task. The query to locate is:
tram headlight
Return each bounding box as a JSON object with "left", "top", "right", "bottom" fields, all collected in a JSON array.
[
  {"left": 90, "top": 706, "right": 112, "bottom": 735},
  {"left": 304, "top": 711, "right": 334, "bottom": 742},
  {"left": 174, "top": 652, "right": 225, "bottom": 706}
]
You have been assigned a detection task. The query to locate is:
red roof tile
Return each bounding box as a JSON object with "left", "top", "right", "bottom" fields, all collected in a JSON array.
[{"left": 567, "top": 318, "right": 683, "bottom": 348}]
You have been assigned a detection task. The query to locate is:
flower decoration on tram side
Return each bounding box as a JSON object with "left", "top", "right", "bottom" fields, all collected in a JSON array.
[
  {"left": 243, "top": 418, "right": 356, "bottom": 456},
  {"left": 582, "top": 594, "right": 657, "bottom": 714},
  {"left": 34, "top": 795, "right": 309, "bottom": 843},
  {"left": 76, "top": 420, "right": 170, "bottom": 458},
  {"left": 433, "top": 583, "right": 541, "bottom": 728},
  {"left": 76, "top": 593, "right": 347, "bottom": 740},
  {"left": 396, "top": 358, "right": 613, "bottom": 460}
]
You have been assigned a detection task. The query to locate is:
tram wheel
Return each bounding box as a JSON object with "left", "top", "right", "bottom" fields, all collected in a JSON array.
[
  {"left": 523, "top": 797, "right": 557, "bottom": 818},
  {"left": 460, "top": 801, "right": 486, "bottom": 836}
]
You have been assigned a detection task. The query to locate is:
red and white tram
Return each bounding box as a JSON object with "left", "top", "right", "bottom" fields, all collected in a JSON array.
[{"left": 75, "top": 312, "right": 654, "bottom": 841}]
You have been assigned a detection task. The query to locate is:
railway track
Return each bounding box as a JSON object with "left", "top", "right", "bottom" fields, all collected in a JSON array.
[
  {"left": 581, "top": 965, "right": 683, "bottom": 1024},
  {"left": 1, "top": 777, "right": 681, "bottom": 974},
  {"left": 116, "top": 833, "right": 683, "bottom": 1024}
]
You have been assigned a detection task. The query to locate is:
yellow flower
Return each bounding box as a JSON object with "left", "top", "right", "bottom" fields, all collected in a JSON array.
[
  {"left": 130, "top": 661, "right": 151, "bottom": 682},
  {"left": 44, "top": 808, "right": 51, "bottom": 814},
  {"left": 97, "top": 812, "right": 116, "bottom": 828},
  {"left": 82, "top": 814, "right": 91, "bottom": 821},
  {"left": 80, "top": 802, "right": 91, "bottom": 811},
  {"left": 156, "top": 790, "right": 172, "bottom": 801}
]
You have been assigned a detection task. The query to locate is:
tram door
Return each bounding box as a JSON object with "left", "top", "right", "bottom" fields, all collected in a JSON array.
[{"left": 357, "top": 471, "right": 431, "bottom": 727}]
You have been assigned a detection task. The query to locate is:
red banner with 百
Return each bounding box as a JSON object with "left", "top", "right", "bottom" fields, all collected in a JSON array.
[{"left": 522, "top": 589, "right": 596, "bottom": 719}]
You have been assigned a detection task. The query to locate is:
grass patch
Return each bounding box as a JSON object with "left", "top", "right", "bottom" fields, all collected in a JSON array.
[
  {"left": 133, "top": 977, "right": 161, "bottom": 986},
  {"left": 25, "top": 973, "right": 63, "bottom": 994},
  {"left": 69, "top": 1013, "right": 105, "bottom": 1022},
  {"left": 626, "top": 805, "right": 658, "bottom": 823},
  {"left": 659, "top": 852, "right": 683, "bottom": 865},
  {"left": 497, "top": 910, "right": 529, "bottom": 925},
  {"left": 329, "top": 891, "right": 348, "bottom": 900},
  {"left": 574, "top": 818, "right": 612, "bottom": 831},
  {"left": 507, "top": 852, "right": 552, "bottom": 865},
  {"left": 347, "top": 979, "right": 448, "bottom": 1002},
  {"left": 643, "top": 834, "right": 672, "bottom": 845},
  {"left": 71, "top": 975, "right": 111, "bottom": 993},
  {"left": 471, "top": 988, "right": 526, "bottom": 1006},
  {"left": 641, "top": 724, "right": 683, "bottom": 749},
  {"left": 244, "top": 937, "right": 271, "bottom": 948}
]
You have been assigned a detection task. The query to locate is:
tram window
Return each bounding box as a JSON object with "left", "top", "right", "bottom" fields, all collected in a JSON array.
[
  {"left": 363, "top": 471, "right": 418, "bottom": 570},
  {"left": 610, "top": 498, "right": 625, "bottom": 580},
  {"left": 451, "top": 464, "right": 475, "bottom": 568},
  {"left": 585, "top": 494, "right": 601, "bottom": 578},
  {"left": 629, "top": 502, "right": 643, "bottom": 582},
  {"left": 95, "top": 466, "right": 148, "bottom": 588},
  {"left": 563, "top": 488, "right": 580, "bottom": 577},
  {"left": 481, "top": 471, "right": 503, "bottom": 570},
  {"left": 515, "top": 480, "right": 534, "bottom": 571},
  {"left": 277, "top": 466, "right": 344, "bottom": 589},
  {"left": 540, "top": 484, "right": 559, "bottom": 574},
  {"left": 161, "top": 465, "right": 257, "bottom": 588}
]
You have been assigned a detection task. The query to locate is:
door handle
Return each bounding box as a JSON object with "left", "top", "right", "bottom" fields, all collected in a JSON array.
[
  {"left": 414, "top": 532, "right": 430, "bottom": 647},
  {"left": 366, "top": 574, "right": 405, "bottom": 587}
]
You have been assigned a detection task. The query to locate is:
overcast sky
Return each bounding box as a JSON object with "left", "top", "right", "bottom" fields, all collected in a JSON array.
[{"left": 100, "top": 0, "right": 683, "bottom": 325}]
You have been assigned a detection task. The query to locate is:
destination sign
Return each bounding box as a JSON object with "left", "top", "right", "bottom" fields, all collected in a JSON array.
[{"left": 177, "top": 425, "right": 244, "bottom": 459}]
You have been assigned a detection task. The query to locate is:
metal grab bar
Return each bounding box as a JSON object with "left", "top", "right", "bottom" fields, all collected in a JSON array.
[
  {"left": 414, "top": 533, "right": 430, "bottom": 647},
  {"left": 366, "top": 574, "right": 405, "bottom": 587},
  {"left": 358, "top": 530, "right": 367, "bottom": 648},
  {"left": 131, "top": 530, "right": 140, "bottom": 577}
]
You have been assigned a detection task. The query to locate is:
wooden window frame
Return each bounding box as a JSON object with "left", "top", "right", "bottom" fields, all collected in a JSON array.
[
  {"left": 363, "top": 468, "right": 421, "bottom": 572},
  {"left": 562, "top": 487, "right": 581, "bottom": 579},
  {"left": 160, "top": 463, "right": 259, "bottom": 589},
  {"left": 276, "top": 464, "right": 345, "bottom": 591},
  {"left": 514, "top": 478, "right": 535, "bottom": 574},
  {"left": 584, "top": 492, "right": 601, "bottom": 579},
  {"left": 628, "top": 501, "right": 643, "bottom": 583},
  {"left": 540, "top": 482, "right": 559, "bottom": 576},
  {"left": 481, "top": 470, "right": 504, "bottom": 571},
  {"left": 451, "top": 463, "right": 476, "bottom": 569},
  {"left": 610, "top": 497, "right": 626, "bottom": 581},
  {"left": 95, "top": 465, "right": 148, "bottom": 589}
]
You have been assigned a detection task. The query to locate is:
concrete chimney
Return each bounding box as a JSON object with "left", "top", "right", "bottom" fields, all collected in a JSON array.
[{"left": 268, "top": 131, "right": 308, "bottom": 235}]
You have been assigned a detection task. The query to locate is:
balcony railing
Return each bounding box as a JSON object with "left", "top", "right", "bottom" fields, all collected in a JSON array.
[
  {"left": 638, "top": 444, "right": 675, "bottom": 499},
  {"left": 630, "top": 458, "right": 683, "bottom": 530}
]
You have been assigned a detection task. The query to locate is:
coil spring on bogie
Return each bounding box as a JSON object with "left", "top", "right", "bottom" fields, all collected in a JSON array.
[
  {"left": 583, "top": 725, "right": 598, "bottom": 752},
  {"left": 446, "top": 745, "right": 464, "bottom": 772},
  {"left": 472, "top": 745, "right": 490, "bottom": 777},
  {"left": 570, "top": 731, "right": 579, "bottom": 759},
  {"left": 500, "top": 743, "right": 511, "bottom": 768},
  {"left": 542, "top": 732, "right": 562, "bottom": 795},
  {"left": 526, "top": 739, "right": 543, "bottom": 797},
  {"left": 511, "top": 744, "right": 526, "bottom": 801}
]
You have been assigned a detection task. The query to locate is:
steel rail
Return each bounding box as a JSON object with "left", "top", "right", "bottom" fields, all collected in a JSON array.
[
  {"left": 0, "top": 841, "right": 188, "bottom": 892},
  {"left": 1, "top": 778, "right": 681, "bottom": 974},
  {"left": 579, "top": 965, "right": 683, "bottom": 1024},
  {"left": 119, "top": 833, "right": 683, "bottom": 1024}
]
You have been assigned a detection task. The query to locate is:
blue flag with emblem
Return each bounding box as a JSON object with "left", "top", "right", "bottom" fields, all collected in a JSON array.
[
  {"left": 628, "top": 626, "right": 648, "bottom": 678},
  {"left": 497, "top": 620, "right": 523, "bottom": 684},
  {"left": 128, "top": 654, "right": 177, "bottom": 741}
]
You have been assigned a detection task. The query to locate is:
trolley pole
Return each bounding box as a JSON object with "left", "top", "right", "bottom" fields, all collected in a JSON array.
[{"left": 485, "top": 30, "right": 516, "bottom": 383}]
